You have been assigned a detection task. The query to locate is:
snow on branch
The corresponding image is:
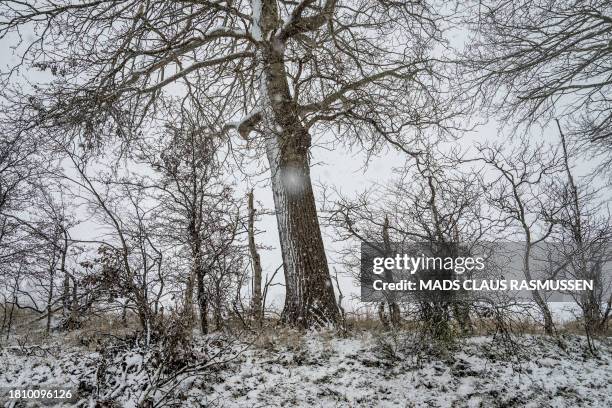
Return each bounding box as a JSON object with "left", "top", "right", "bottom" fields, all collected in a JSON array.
[{"left": 225, "top": 109, "right": 263, "bottom": 139}]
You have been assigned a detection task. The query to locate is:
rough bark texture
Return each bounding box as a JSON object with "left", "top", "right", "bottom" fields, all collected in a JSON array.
[
  {"left": 255, "top": 0, "right": 339, "bottom": 327},
  {"left": 266, "top": 135, "right": 339, "bottom": 327},
  {"left": 248, "top": 190, "right": 263, "bottom": 323}
]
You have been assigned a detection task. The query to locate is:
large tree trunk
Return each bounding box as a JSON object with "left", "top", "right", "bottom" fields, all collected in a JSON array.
[
  {"left": 265, "top": 134, "right": 339, "bottom": 327},
  {"left": 254, "top": 0, "right": 338, "bottom": 327}
]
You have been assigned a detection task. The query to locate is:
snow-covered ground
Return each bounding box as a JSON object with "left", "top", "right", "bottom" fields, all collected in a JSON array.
[{"left": 1, "top": 331, "right": 610, "bottom": 407}]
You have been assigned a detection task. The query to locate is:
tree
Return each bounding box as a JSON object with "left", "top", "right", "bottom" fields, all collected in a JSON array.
[
  {"left": 34, "top": 188, "right": 72, "bottom": 334},
  {"left": 464, "top": 0, "right": 612, "bottom": 175},
  {"left": 0, "top": 131, "right": 50, "bottom": 290},
  {"left": 136, "top": 105, "right": 244, "bottom": 334},
  {"left": 61, "top": 148, "right": 166, "bottom": 341},
  {"left": 328, "top": 148, "right": 489, "bottom": 337},
  {"left": 478, "top": 140, "right": 563, "bottom": 335},
  {"left": 551, "top": 121, "right": 612, "bottom": 338},
  {"left": 0, "top": 128, "right": 67, "bottom": 335},
  {"left": 0, "top": 0, "right": 459, "bottom": 327}
]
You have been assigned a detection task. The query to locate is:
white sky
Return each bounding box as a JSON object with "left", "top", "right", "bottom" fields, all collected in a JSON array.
[{"left": 1, "top": 14, "right": 608, "bottom": 318}]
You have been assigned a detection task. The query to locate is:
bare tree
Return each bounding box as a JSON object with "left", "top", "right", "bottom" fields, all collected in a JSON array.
[
  {"left": 0, "top": 0, "right": 460, "bottom": 327},
  {"left": 478, "top": 140, "right": 563, "bottom": 335},
  {"left": 61, "top": 149, "right": 165, "bottom": 342},
  {"left": 207, "top": 242, "right": 249, "bottom": 331},
  {"left": 135, "top": 105, "right": 244, "bottom": 334},
  {"left": 328, "top": 148, "right": 489, "bottom": 338},
  {"left": 464, "top": 0, "right": 612, "bottom": 175},
  {"left": 0, "top": 130, "right": 52, "bottom": 304},
  {"left": 0, "top": 131, "right": 77, "bottom": 334},
  {"left": 380, "top": 215, "right": 401, "bottom": 329},
  {"left": 34, "top": 188, "right": 73, "bottom": 334},
  {"left": 550, "top": 121, "right": 612, "bottom": 337}
]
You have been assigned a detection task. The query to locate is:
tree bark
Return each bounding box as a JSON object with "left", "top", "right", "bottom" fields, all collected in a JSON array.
[
  {"left": 197, "top": 275, "right": 208, "bottom": 335},
  {"left": 248, "top": 190, "right": 263, "bottom": 323},
  {"left": 184, "top": 272, "right": 195, "bottom": 325},
  {"left": 46, "top": 265, "right": 54, "bottom": 335},
  {"left": 121, "top": 300, "right": 128, "bottom": 326},
  {"left": 187, "top": 214, "right": 208, "bottom": 334},
  {"left": 62, "top": 274, "right": 70, "bottom": 317},
  {"left": 193, "top": 243, "right": 208, "bottom": 334},
  {"left": 253, "top": 1, "right": 339, "bottom": 327},
  {"left": 523, "top": 243, "right": 554, "bottom": 335},
  {"left": 70, "top": 275, "right": 79, "bottom": 328},
  {"left": 60, "top": 230, "right": 70, "bottom": 319},
  {"left": 265, "top": 134, "right": 339, "bottom": 327},
  {"left": 378, "top": 303, "right": 389, "bottom": 328}
]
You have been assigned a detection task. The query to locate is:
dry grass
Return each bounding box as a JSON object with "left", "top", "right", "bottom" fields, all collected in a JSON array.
[
  {"left": 0, "top": 306, "right": 142, "bottom": 348},
  {"left": 2, "top": 303, "right": 610, "bottom": 352},
  {"left": 252, "top": 325, "right": 305, "bottom": 351}
]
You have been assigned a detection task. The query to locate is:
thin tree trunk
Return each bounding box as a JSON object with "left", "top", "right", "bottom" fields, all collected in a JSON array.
[
  {"left": 46, "top": 266, "right": 54, "bottom": 335},
  {"left": 214, "top": 297, "right": 222, "bottom": 331},
  {"left": 62, "top": 274, "right": 70, "bottom": 317},
  {"left": 184, "top": 272, "right": 195, "bottom": 325},
  {"left": 248, "top": 190, "right": 263, "bottom": 323},
  {"left": 389, "top": 303, "right": 401, "bottom": 328},
  {"left": 600, "top": 294, "right": 611, "bottom": 332},
  {"left": 382, "top": 215, "right": 400, "bottom": 328},
  {"left": 122, "top": 300, "right": 128, "bottom": 326},
  {"left": 186, "top": 213, "right": 208, "bottom": 334},
  {"left": 1, "top": 295, "right": 7, "bottom": 334},
  {"left": 196, "top": 268, "right": 208, "bottom": 334},
  {"left": 524, "top": 243, "right": 554, "bottom": 335},
  {"left": 6, "top": 273, "right": 19, "bottom": 339},
  {"left": 378, "top": 303, "right": 389, "bottom": 329},
  {"left": 60, "top": 230, "right": 70, "bottom": 319},
  {"left": 70, "top": 276, "right": 79, "bottom": 328},
  {"left": 6, "top": 300, "right": 14, "bottom": 340}
]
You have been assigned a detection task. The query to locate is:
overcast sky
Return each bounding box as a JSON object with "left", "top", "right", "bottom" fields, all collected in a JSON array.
[{"left": 0, "top": 20, "right": 605, "bottom": 318}]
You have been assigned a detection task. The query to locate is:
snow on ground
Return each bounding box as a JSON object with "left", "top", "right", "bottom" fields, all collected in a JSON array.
[{"left": 0, "top": 331, "right": 610, "bottom": 407}]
